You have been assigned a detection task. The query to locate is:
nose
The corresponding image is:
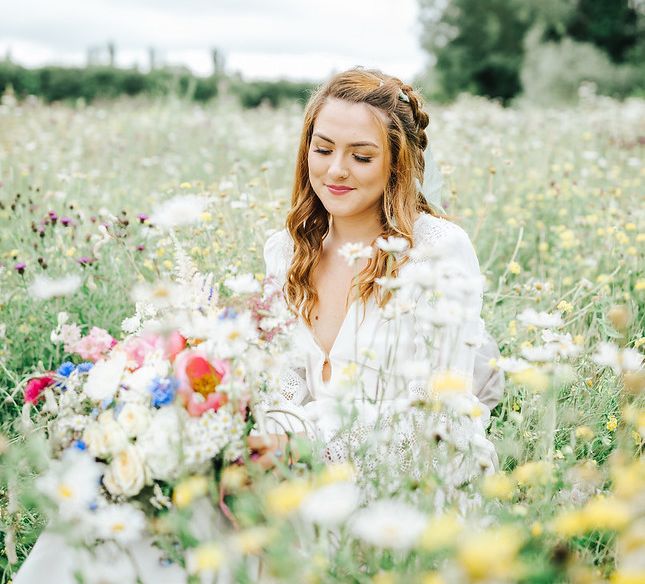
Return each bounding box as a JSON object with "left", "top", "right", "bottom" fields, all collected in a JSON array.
[{"left": 328, "top": 152, "right": 349, "bottom": 180}]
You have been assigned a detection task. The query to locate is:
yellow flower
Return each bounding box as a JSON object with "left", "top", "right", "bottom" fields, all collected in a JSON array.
[
  {"left": 173, "top": 475, "right": 209, "bottom": 508},
  {"left": 607, "top": 415, "right": 618, "bottom": 432},
  {"left": 513, "top": 461, "right": 552, "bottom": 486},
  {"left": 508, "top": 320, "right": 517, "bottom": 336},
  {"left": 482, "top": 473, "right": 515, "bottom": 500},
  {"left": 457, "top": 526, "right": 524, "bottom": 581},
  {"left": 180, "top": 181, "right": 192, "bottom": 189},
  {"left": 265, "top": 479, "right": 310, "bottom": 517},
  {"left": 419, "top": 512, "right": 462, "bottom": 552},
  {"left": 582, "top": 496, "right": 630, "bottom": 531},
  {"left": 557, "top": 300, "right": 573, "bottom": 313},
  {"left": 232, "top": 527, "right": 272, "bottom": 555},
  {"left": 553, "top": 510, "right": 586, "bottom": 537},
  {"left": 187, "top": 542, "right": 223, "bottom": 574},
  {"left": 610, "top": 570, "right": 645, "bottom": 584},
  {"left": 200, "top": 211, "right": 212, "bottom": 222},
  {"left": 635, "top": 279, "right": 645, "bottom": 292},
  {"left": 429, "top": 370, "right": 468, "bottom": 394},
  {"left": 318, "top": 463, "right": 355, "bottom": 485},
  {"left": 508, "top": 261, "right": 522, "bottom": 275},
  {"left": 575, "top": 426, "right": 595, "bottom": 441},
  {"left": 530, "top": 522, "right": 543, "bottom": 537},
  {"left": 420, "top": 573, "right": 446, "bottom": 584},
  {"left": 509, "top": 367, "right": 550, "bottom": 393},
  {"left": 612, "top": 459, "right": 645, "bottom": 499}
]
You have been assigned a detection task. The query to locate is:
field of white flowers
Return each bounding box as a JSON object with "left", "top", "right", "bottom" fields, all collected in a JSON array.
[{"left": 0, "top": 90, "right": 643, "bottom": 583}]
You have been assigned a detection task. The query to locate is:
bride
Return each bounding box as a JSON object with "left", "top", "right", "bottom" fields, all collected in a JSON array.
[
  {"left": 14, "top": 67, "right": 504, "bottom": 583},
  {"left": 249, "top": 67, "right": 503, "bottom": 490}
]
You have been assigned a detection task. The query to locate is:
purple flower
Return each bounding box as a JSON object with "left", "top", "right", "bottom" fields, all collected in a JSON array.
[
  {"left": 61, "top": 216, "right": 73, "bottom": 227},
  {"left": 48, "top": 211, "right": 58, "bottom": 224},
  {"left": 137, "top": 213, "right": 149, "bottom": 224},
  {"left": 14, "top": 262, "right": 26, "bottom": 275},
  {"left": 136, "top": 244, "right": 145, "bottom": 252},
  {"left": 77, "top": 256, "right": 96, "bottom": 266}
]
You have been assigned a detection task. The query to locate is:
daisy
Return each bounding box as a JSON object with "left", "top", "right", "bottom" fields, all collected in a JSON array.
[{"left": 338, "top": 242, "right": 373, "bottom": 267}]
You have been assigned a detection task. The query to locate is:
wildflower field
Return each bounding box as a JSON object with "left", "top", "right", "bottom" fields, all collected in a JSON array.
[{"left": 0, "top": 90, "right": 643, "bottom": 583}]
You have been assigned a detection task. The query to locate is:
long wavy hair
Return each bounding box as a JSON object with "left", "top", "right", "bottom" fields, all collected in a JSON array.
[{"left": 285, "top": 67, "right": 449, "bottom": 327}]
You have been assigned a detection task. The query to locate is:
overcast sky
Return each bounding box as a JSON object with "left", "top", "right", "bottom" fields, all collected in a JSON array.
[{"left": 1, "top": 0, "right": 429, "bottom": 81}]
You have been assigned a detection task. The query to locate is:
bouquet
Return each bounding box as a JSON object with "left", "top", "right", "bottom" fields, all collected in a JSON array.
[{"left": 18, "top": 240, "right": 298, "bottom": 580}]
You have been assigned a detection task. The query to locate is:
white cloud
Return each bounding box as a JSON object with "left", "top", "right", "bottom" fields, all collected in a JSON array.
[{"left": 0, "top": 0, "right": 426, "bottom": 80}]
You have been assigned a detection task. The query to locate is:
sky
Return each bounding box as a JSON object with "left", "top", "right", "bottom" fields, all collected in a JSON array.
[{"left": 1, "top": 0, "right": 429, "bottom": 82}]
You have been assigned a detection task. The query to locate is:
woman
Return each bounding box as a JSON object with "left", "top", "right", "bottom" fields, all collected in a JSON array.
[{"left": 249, "top": 67, "right": 503, "bottom": 484}]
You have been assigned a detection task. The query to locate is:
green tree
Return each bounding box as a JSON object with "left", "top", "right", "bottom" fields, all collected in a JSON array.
[{"left": 418, "top": 0, "right": 533, "bottom": 103}]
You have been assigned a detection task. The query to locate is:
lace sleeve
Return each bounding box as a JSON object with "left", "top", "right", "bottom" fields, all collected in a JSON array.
[{"left": 257, "top": 230, "right": 314, "bottom": 436}]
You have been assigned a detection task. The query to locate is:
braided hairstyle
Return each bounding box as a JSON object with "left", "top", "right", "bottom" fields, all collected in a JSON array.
[{"left": 285, "top": 67, "right": 444, "bottom": 326}]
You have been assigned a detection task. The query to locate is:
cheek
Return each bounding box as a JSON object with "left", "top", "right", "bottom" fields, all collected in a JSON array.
[{"left": 307, "top": 152, "right": 321, "bottom": 179}]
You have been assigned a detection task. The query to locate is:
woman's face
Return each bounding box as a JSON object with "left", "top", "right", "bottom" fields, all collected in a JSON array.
[{"left": 307, "top": 97, "right": 389, "bottom": 220}]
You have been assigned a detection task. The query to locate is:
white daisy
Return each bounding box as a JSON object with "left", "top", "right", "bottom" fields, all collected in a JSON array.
[
  {"left": 150, "top": 194, "right": 209, "bottom": 229},
  {"left": 93, "top": 504, "right": 146, "bottom": 544},
  {"left": 517, "top": 308, "right": 563, "bottom": 328},
  {"left": 300, "top": 482, "right": 361, "bottom": 527},
  {"left": 28, "top": 274, "right": 82, "bottom": 300},
  {"left": 224, "top": 273, "right": 261, "bottom": 294},
  {"left": 348, "top": 499, "right": 426, "bottom": 550},
  {"left": 375, "top": 236, "right": 409, "bottom": 253},
  {"left": 83, "top": 351, "right": 127, "bottom": 402},
  {"left": 338, "top": 242, "right": 373, "bottom": 267}
]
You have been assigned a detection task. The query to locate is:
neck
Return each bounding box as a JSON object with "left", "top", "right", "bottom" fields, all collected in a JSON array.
[{"left": 328, "top": 209, "right": 382, "bottom": 247}]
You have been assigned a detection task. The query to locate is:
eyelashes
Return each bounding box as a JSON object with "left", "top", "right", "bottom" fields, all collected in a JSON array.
[{"left": 313, "top": 148, "right": 372, "bottom": 163}]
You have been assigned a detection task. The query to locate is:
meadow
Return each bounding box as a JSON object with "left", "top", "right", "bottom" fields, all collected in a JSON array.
[{"left": 0, "top": 89, "right": 643, "bottom": 583}]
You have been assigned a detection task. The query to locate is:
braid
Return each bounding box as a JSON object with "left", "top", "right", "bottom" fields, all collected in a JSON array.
[{"left": 399, "top": 84, "right": 429, "bottom": 150}]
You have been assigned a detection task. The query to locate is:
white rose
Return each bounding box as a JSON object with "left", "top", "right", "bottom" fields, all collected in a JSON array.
[
  {"left": 137, "top": 407, "right": 182, "bottom": 481},
  {"left": 103, "top": 445, "right": 147, "bottom": 497},
  {"left": 84, "top": 351, "right": 127, "bottom": 402},
  {"left": 83, "top": 411, "right": 128, "bottom": 459},
  {"left": 116, "top": 403, "right": 150, "bottom": 438}
]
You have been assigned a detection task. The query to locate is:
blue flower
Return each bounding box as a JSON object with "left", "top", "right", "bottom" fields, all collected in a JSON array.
[
  {"left": 76, "top": 362, "right": 94, "bottom": 373},
  {"left": 218, "top": 306, "right": 238, "bottom": 320},
  {"left": 56, "top": 361, "right": 76, "bottom": 377},
  {"left": 72, "top": 439, "right": 87, "bottom": 451},
  {"left": 149, "top": 377, "right": 179, "bottom": 408}
]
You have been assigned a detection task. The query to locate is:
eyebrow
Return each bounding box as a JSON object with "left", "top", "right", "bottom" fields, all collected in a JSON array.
[{"left": 312, "top": 132, "right": 380, "bottom": 149}]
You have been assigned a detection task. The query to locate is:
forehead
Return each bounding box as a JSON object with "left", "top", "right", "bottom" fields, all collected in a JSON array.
[{"left": 313, "top": 97, "right": 388, "bottom": 146}]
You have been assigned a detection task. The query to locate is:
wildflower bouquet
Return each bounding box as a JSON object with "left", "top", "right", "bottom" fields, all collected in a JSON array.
[{"left": 16, "top": 241, "right": 298, "bottom": 580}]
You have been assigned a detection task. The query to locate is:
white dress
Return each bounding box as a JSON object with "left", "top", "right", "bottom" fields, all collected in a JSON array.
[{"left": 261, "top": 212, "right": 502, "bottom": 486}]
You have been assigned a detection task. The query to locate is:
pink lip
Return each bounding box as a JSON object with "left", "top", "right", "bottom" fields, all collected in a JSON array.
[{"left": 326, "top": 184, "right": 355, "bottom": 195}]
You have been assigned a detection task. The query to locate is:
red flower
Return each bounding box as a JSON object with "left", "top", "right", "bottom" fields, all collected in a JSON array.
[{"left": 24, "top": 375, "right": 55, "bottom": 404}]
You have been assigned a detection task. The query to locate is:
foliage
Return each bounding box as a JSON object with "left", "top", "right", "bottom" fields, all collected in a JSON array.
[{"left": 417, "top": 0, "right": 645, "bottom": 104}]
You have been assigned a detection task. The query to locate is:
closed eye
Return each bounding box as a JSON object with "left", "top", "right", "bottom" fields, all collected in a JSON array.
[{"left": 313, "top": 148, "right": 372, "bottom": 163}]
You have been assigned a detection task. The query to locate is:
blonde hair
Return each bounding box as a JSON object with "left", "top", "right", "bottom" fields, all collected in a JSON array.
[{"left": 285, "top": 67, "right": 449, "bottom": 327}]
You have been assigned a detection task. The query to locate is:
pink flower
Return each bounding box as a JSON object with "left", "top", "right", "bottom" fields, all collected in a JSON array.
[
  {"left": 69, "top": 327, "right": 116, "bottom": 362},
  {"left": 121, "top": 331, "right": 187, "bottom": 370},
  {"left": 24, "top": 375, "right": 55, "bottom": 404},
  {"left": 173, "top": 348, "right": 230, "bottom": 417}
]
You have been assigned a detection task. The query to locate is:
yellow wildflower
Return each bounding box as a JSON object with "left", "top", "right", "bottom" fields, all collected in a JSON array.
[
  {"left": 513, "top": 461, "right": 552, "bottom": 486},
  {"left": 419, "top": 512, "right": 462, "bottom": 552},
  {"left": 607, "top": 415, "right": 618, "bottom": 432},
  {"left": 509, "top": 367, "right": 550, "bottom": 393},
  {"left": 482, "top": 473, "right": 515, "bottom": 500},
  {"left": 557, "top": 300, "right": 573, "bottom": 313},
  {"left": 187, "top": 542, "right": 223, "bottom": 574},
  {"left": 318, "top": 463, "right": 355, "bottom": 485},
  {"left": 508, "top": 261, "right": 522, "bottom": 275},
  {"left": 265, "top": 479, "right": 310, "bottom": 517},
  {"left": 457, "top": 526, "right": 524, "bottom": 581},
  {"left": 429, "top": 370, "right": 468, "bottom": 394},
  {"left": 173, "top": 476, "right": 208, "bottom": 509},
  {"left": 610, "top": 570, "right": 645, "bottom": 584},
  {"left": 575, "top": 426, "right": 595, "bottom": 441}
]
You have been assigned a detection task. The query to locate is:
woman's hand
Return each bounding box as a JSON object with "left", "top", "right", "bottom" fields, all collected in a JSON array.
[{"left": 247, "top": 433, "right": 302, "bottom": 470}]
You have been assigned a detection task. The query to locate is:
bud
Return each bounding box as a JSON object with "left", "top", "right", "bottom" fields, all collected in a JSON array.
[{"left": 607, "top": 304, "right": 631, "bottom": 332}]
